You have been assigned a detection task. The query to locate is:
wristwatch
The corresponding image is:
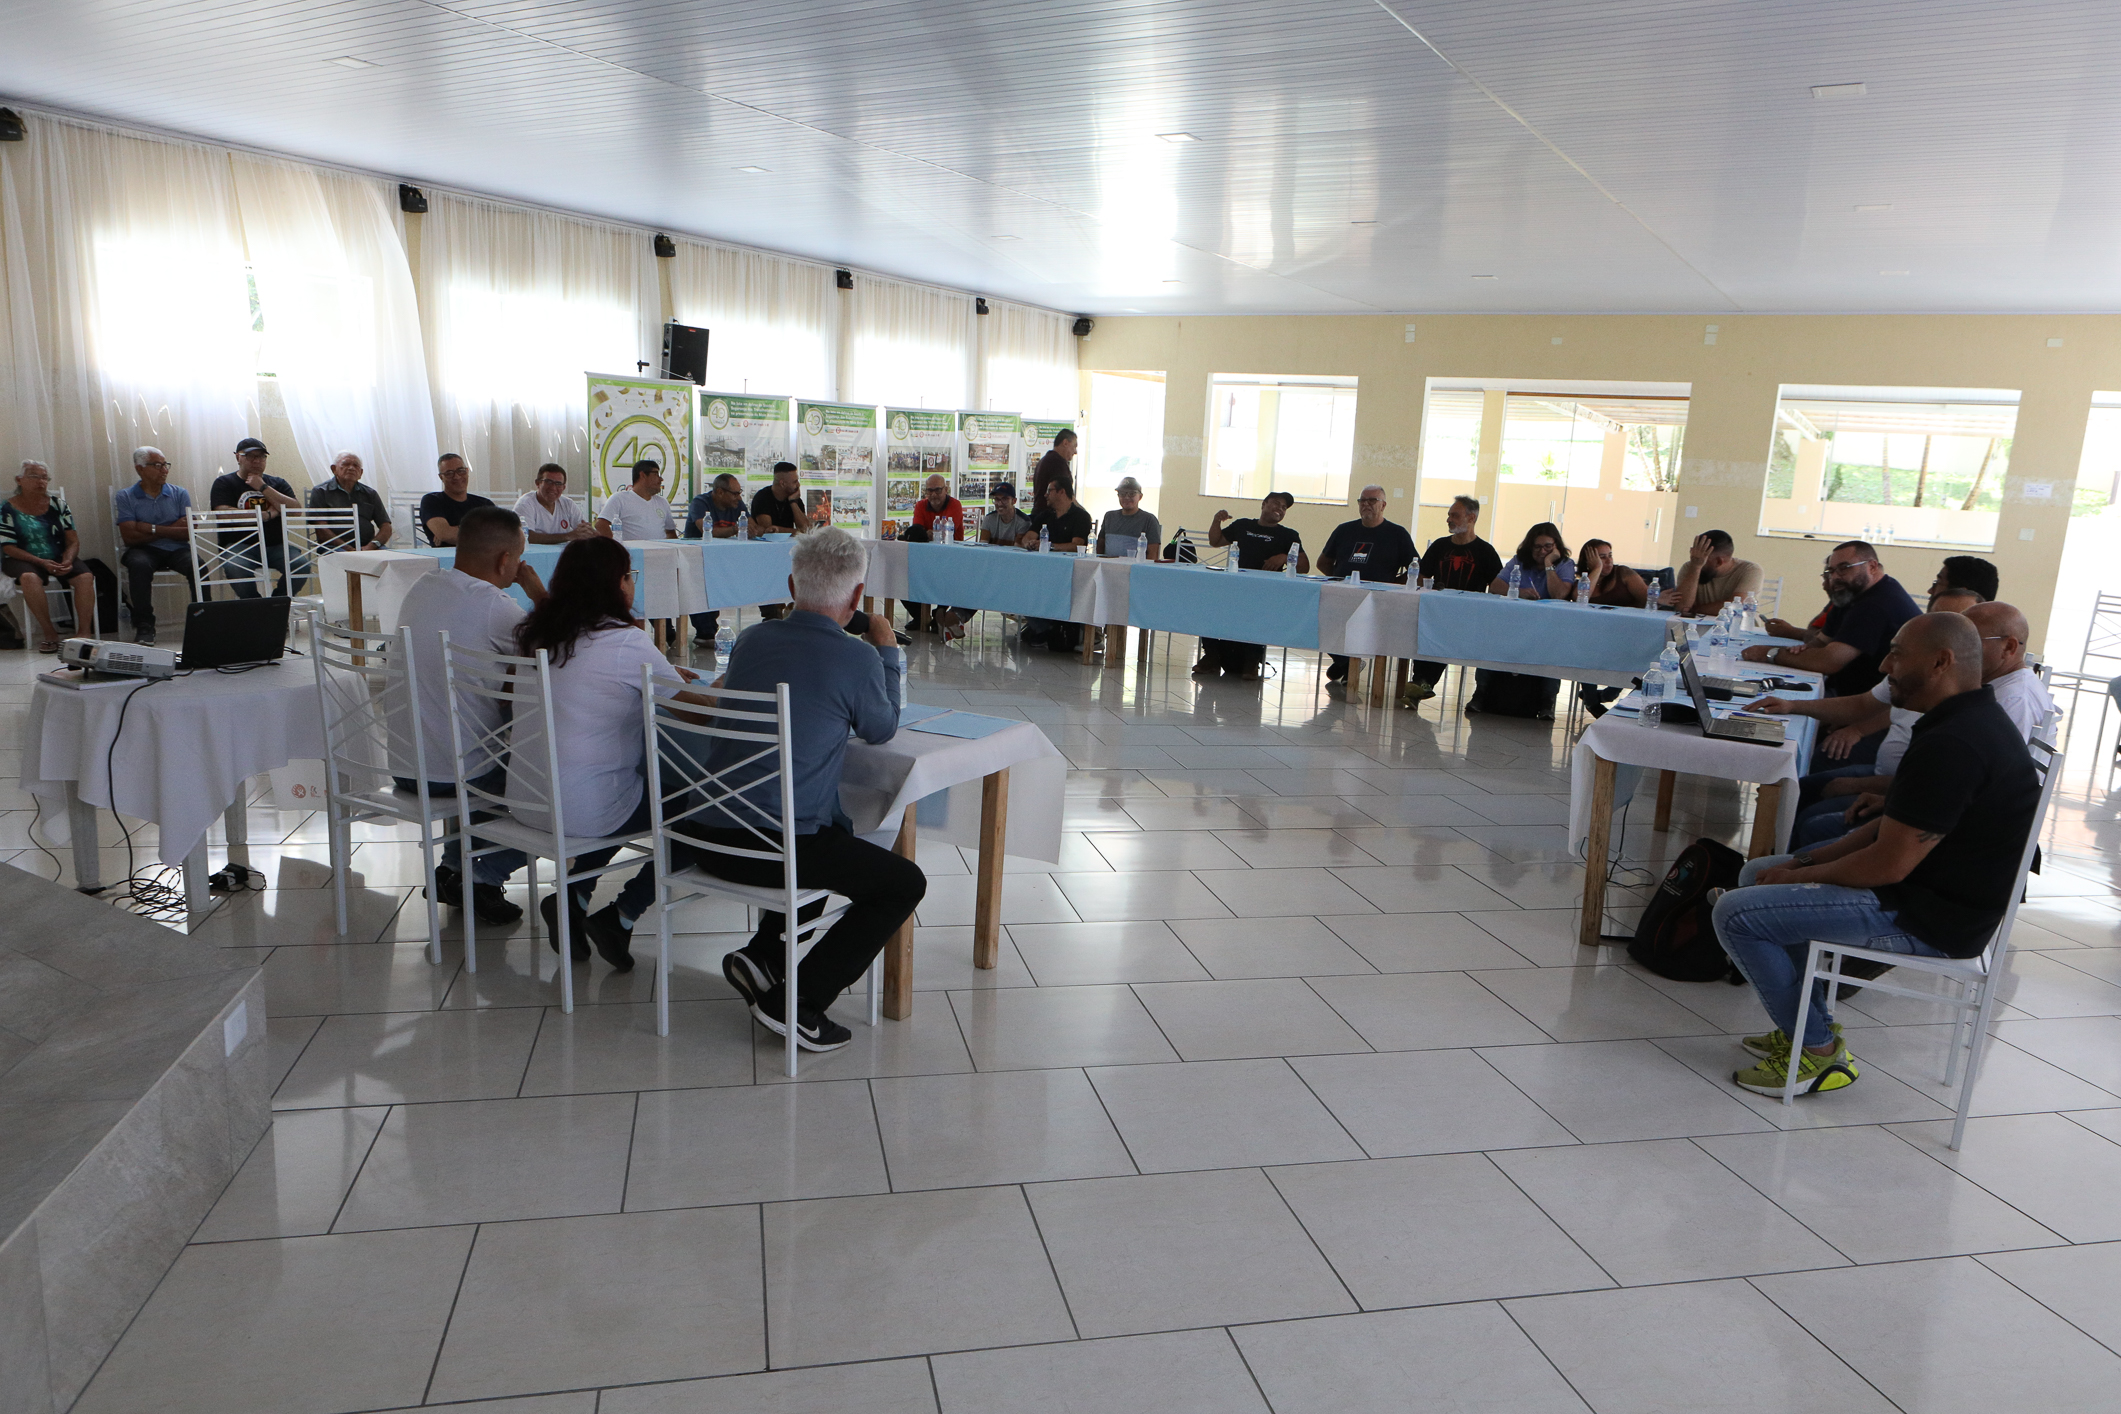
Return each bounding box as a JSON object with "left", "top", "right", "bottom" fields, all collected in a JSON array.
[
  {"left": 1767, "top": 646, "right": 1784, "bottom": 665},
  {"left": 1790, "top": 853, "right": 1815, "bottom": 868}
]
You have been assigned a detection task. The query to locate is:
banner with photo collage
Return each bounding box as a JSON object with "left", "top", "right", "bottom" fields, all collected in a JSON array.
[
  {"left": 958, "top": 412, "right": 1021, "bottom": 513},
  {"left": 796, "top": 401, "right": 877, "bottom": 534},
  {"left": 1020, "top": 418, "right": 1075, "bottom": 502},
  {"left": 695, "top": 392, "right": 792, "bottom": 508},
  {"left": 883, "top": 408, "right": 956, "bottom": 538},
  {"left": 586, "top": 373, "right": 695, "bottom": 511}
]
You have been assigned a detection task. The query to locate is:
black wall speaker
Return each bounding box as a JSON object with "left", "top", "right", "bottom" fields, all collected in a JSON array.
[
  {"left": 662, "top": 322, "right": 710, "bottom": 385},
  {"left": 1071, "top": 316, "right": 1094, "bottom": 336},
  {"left": 398, "top": 184, "right": 428, "bottom": 213}
]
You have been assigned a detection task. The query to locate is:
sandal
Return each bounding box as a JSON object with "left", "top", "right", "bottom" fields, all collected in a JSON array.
[{"left": 37, "top": 638, "right": 59, "bottom": 654}]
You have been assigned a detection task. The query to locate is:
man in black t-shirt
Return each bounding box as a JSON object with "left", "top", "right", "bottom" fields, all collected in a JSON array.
[
  {"left": 1197, "top": 491, "right": 1308, "bottom": 679},
  {"left": 1316, "top": 485, "right": 1416, "bottom": 686},
  {"left": 1405, "top": 495, "right": 1503, "bottom": 702},
  {"left": 749, "top": 461, "right": 812, "bottom": 536},
  {"left": 1741, "top": 539, "right": 1920, "bottom": 768},
  {"left": 209, "top": 437, "right": 300, "bottom": 598},
  {"left": 420, "top": 453, "right": 495, "bottom": 547},
  {"left": 1032, "top": 430, "right": 1077, "bottom": 512},
  {"left": 1018, "top": 482, "right": 1094, "bottom": 651},
  {"left": 1711, "top": 613, "right": 2040, "bottom": 1099}
]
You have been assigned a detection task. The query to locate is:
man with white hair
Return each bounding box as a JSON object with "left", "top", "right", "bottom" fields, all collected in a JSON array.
[
  {"left": 691, "top": 526, "right": 926, "bottom": 1052},
  {"left": 112, "top": 446, "right": 196, "bottom": 645},
  {"left": 305, "top": 451, "right": 393, "bottom": 553},
  {"left": 1316, "top": 484, "right": 1415, "bottom": 688}
]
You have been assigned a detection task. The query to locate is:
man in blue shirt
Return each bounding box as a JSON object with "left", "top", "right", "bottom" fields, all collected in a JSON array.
[
  {"left": 689, "top": 526, "right": 926, "bottom": 1052},
  {"left": 112, "top": 446, "right": 197, "bottom": 645},
  {"left": 683, "top": 472, "right": 749, "bottom": 650}
]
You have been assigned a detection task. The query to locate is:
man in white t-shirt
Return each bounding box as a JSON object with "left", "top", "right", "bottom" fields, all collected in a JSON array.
[
  {"left": 391, "top": 506, "right": 549, "bottom": 925},
  {"left": 512, "top": 463, "right": 592, "bottom": 544},
  {"left": 594, "top": 459, "right": 677, "bottom": 542}
]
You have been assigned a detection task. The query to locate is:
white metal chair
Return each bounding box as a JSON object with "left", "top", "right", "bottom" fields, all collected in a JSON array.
[
  {"left": 278, "top": 506, "right": 362, "bottom": 619},
  {"left": 441, "top": 635, "right": 655, "bottom": 1011},
  {"left": 1757, "top": 574, "right": 1783, "bottom": 617},
  {"left": 308, "top": 616, "right": 454, "bottom": 957},
  {"left": 4, "top": 487, "right": 98, "bottom": 643},
  {"left": 391, "top": 492, "right": 431, "bottom": 548},
  {"left": 187, "top": 507, "right": 269, "bottom": 600},
  {"left": 643, "top": 673, "right": 883, "bottom": 1073},
  {"left": 1783, "top": 722, "right": 2066, "bottom": 1149}
]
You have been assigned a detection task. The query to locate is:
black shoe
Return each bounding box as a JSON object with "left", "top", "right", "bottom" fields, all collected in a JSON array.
[
  {"left": 539, "top": 892, "right": 593, "bottom": 963},
  {"left": 468, "top": 882, "right": 522, "bottom": 926},
  {"left": 721, "top": 949, "right": 779, "bottom": 1009},
  {"left": 894, "top": 629, "right": 912, "bottom": 645},
  {"left": 1835, "top": 955, "right": 1895, "bottom": 1000},
  {"left": 749, "top": 984, "right": 853, "bottom": 1051},
  {"left": 426, "top": 863, "right": 465, "bottom": 909},
  {"left": 134, "top": 627, "right": 156, "bottom": 646},
  {"left": 1324, "top": 662, "right": 1347, "bottom": 682},
  {"left": 582, "top": 904, "right": 636, "bottom": 971}
]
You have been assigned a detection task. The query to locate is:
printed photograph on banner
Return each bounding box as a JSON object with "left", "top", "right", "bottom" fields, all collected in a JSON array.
[
  {"left": 959, "top": 411, "right": 1021, "bottom": 512},
  {"left": 797, "top": 400, "right": 880, "bottom": 535},
  {"left": 698, "top": 392, "right": 793, "bottom": 498},
  {"left": 588, "top": 374, "right": 696, "bottom": 509}
]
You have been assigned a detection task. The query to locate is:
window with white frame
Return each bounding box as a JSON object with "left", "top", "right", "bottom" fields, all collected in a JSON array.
[{"left": 1202, "top": 374, "right": 1357, "bottom": 504}]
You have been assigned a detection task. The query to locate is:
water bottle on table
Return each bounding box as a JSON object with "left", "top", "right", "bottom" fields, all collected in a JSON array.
[
  {"left": 1038, "top": 525, "right": 1050, "bottom": 554},
  {"left": 1506, "top": 562, "right": 1523, "bottom": 598},
  {"left": 1283, "top": 539, "right": 1301, "bottom": 577},
  {"left": 1640, "top": 664, "right": 1666, "bottom": 726},
  {"left": 713, "top": 623, "right": 736, "bottom": 670}
]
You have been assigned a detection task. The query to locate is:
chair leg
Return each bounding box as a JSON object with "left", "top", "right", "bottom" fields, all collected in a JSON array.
[
  {"left": 417, "top": 827, "right": 443, "bottom": 967},
  {"left": 1949, "top": 982, "right": 2005, "bottom": 1151},
  {"left": 330, "top": 810, "right": 349, "bottom": 938},
  {"left": 557, "top": 871, "right": 574, "bottom": 1013},
  {"left": 785, "top": 902, "right": 800, "bottom": 1079},
  {"left": 655, "top": 885, "right": 671, "bottom": 1038},
  {"left": 865, "top": 951, "right": 881, "bottom": 1027},
  {"left": 1784, "top": 943, "right": 1826, "bottom": 1106}
]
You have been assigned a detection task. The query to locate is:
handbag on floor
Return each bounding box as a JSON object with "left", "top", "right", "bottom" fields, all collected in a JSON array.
[
  {"left": 1628, "top": 837, "right": 1746, "bottom": 983},
  {"left": 1466, "top": 669, "right": 1558, "bottom": 719}
]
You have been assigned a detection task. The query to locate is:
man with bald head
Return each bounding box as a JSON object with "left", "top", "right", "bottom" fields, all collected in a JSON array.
[{"left": 1710, "top": 613, "right": 2043, "bottom": 1098}]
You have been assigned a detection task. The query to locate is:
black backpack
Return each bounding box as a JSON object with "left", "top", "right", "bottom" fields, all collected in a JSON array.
[{"left": 1627, "top": 838, "right": 1746, "bottom": 982}]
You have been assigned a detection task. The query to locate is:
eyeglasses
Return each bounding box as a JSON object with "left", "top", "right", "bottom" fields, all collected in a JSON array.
[
  {"left": 141, "top": 459, "right": 170, "bottom": 469},
  {"left": 1825, "top": 559, "right": 1877, "bottom": 576}
]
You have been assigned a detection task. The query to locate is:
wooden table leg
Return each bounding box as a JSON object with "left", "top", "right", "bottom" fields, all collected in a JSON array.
[
  {"left": 1653, "top": 769, "right": 1676, "bottom": 832},
  {"left": 1579, "top": 753, "right": 1617, "bottom": 948},
  {"left": 1392, "top": 659, "right": 1409, "bottom": 705},
  {"left": 1079, "top": 626, "right": 1097, "bottom": 665},
  {"left": 1368, "top": 656, "right": 1389, "bottom": 707},
  {"left": 881, "top": 810, "right": 917, "bottom": 1020},
  {"left": 973, "top": 768, "right": 1009, "bottom": 969},
  {"left": 1747, "top": 781, "right": 1783, "bottom": 859},
  {"left": 1105, "top": 622, "right": 1126, "bottom": 666},
  {"left": 345, "top": 570, "right": 367, "bottom": 665},
  {"left": 1136, "top": 627, "right": 1151, "bottom": 671},
  {"left": 1345, "top": 657, "right": 1362, "bottom": 697}
]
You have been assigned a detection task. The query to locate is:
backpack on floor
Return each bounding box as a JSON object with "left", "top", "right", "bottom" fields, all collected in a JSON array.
[
  {"left": 1467, "top": 670, "right": 1558, "bottom": 719},
  {"left": 1628, "top": 837, "right": 1746, "bottom": 982}
]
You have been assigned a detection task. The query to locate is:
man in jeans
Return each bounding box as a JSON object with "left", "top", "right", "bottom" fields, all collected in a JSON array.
[
  {"left": 697, "top": 527, "right": 927, "bottom": 1052},
  {"left": 112, "top": 446, "right": 196, "bottom": 645},
  {"left": 1710, "top": 612, "right": 2040, "bottom": 1097}
]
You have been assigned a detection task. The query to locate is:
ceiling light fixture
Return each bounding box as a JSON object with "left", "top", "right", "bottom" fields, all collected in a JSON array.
[
  {"left": 1470, "top": 274, "right": 1500, "bottom": 280},
  {"left": 1855, "top": 203, "right": 1892, "bottom": 213},
  {"left": 1811, "top": 82, "right": 1866, "bottom": 99},
  {"left": 1350, "top": 219, "right": 1377, "bottom": 226},
  {"left": 1880, "top": 269, "right": 1910, "bottom": 276},
  {"left": 329, "top": 55, "right": 375, "bottom": 69},
  {"left": 991, "top": 234, "right": 1021, "bottom": 241},
  {"left": 1156, "top": 132, "right": 1199, "bottom": 143},
  {"left": 734, "top": 165, "right": 769, "bottom": 174}
]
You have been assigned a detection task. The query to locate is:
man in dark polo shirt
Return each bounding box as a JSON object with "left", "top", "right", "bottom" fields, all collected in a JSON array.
[
  {"left": 1031, "top": 429, "right": 1077, "bottom": 511},
  {"left": 420, "top": 453, "right": 495, "bottom": 547},
  {"left": 1742, "top": 538, "right": 1919, "bottom": 768},
  {"left": 1018, "top": 481, "right": 1093, "bottom": 652},
  {"left": 1711, "top": 612, "right": 2040, "bottom": 1098},
  {"left": 1316, "top": 484, "right": 1416, "bottom": 688},
  {"left": 1198, "top": 491, "right": 1308, "bottom": 679}
]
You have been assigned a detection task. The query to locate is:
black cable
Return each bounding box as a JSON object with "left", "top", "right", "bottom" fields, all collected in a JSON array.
[{"left": 91, "top": 675, "right": 191, "bottom": 920}]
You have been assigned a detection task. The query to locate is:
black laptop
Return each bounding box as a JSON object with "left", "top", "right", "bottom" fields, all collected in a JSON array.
[{"left": 180, "top": 597, "right": 291, "bottom": 670}]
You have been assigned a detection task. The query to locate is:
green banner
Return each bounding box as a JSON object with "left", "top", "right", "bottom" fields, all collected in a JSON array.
[
  {"left": 959, "top": 411, "right": 1022, "bottom": 511},
  {"left": 698, "top": 391, "right": 792, "bottom": 498},
  {"left": 796, "top": 401, "right": 878, "bottom": 534},
  {"left": 587, "top": 374, "right": 695, "bottom": 509},
  {"left": 885, "top": 408, "right": 957, "bottom": 532}
]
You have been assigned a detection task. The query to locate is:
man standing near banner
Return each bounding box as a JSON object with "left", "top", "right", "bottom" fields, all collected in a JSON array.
[{"left": 1032, "top": 429, "right": 1077, "bottom": 509}]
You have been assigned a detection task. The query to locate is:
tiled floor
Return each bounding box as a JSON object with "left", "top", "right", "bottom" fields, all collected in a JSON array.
[{"left": 9, "top": 623, "right": 2121, "bottom": 1414}]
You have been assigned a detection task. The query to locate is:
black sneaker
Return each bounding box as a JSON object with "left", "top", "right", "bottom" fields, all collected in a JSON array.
[
  {"left": 582, "top": 904, "right": 636, "bottom": 971},
  {"left": 539, "top": 893, "right": 592, "bottom": 963},
  {"left": 468, "top": 882, "right": 522, "bottom": 927},
  {"left": 721, "top": 949, "right": 778, "bottom": 1010},
  {"left": 134, "top": 626, "right": 156, "bottom": 646},
  {"left": 425, "top": 863, "right": 465, "bottom": 909},
  {"left": 748, "top": 984, "right": 853, "bottom": 1051}
]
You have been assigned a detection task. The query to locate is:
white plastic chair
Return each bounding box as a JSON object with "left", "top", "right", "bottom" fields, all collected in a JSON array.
[
  {"left": 109, "top": 490, "right": 190, "bottom": 631},
  {"left": 1757, "top": 574, "right": 1783, "bottom": 617},
  {"left": 642, "top": 673, "right": 884, "bottom": 1073},
  {"left": 391, "top": 492, "right": 431, "bottom": 548},
  {"left": 441, "top": 635, "right": 654, "bottom": 1011},
  {"left": 187, "top": 507, "right": 270, "bottom": 600},
  {"left": 278, "top": 506, "right": 361, "bottom": 619},
  {"left": 307, "top": 617, "right": 454, "bottom": 957},
  {"left": 1783, "top": 722, "right": 2066, "bottom": 1149}
]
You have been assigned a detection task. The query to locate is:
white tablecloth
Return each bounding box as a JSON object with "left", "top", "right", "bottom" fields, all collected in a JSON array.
[
  {"left": 24, "top": 668, "right": 330, "bottom": 865},
  {"left": 635, "top": 541, "right": 709, "bottom": 618},
  {"left": 1320, "top": 581, "right": 1424, "bottom": 657},
  {"left": 1071, "top": 557, "right": 1133, "bottom": 625},
  {"left": 319, "top": 549, "right": 437, "bottom": 632},
  {"left": 838, "top": 718, "right": 1066, "bottom": 862},
  {"left": 1567, "top": 715, "right": 1805, "bottom": 858}
]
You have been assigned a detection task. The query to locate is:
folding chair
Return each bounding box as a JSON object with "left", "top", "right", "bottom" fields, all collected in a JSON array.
[
  {"left": 1784, "top": 722, "right": 2066, "bottom": 1149},
  {"left": 441, "top": 635, "right": 655, "bottom": 1011},
  {"left": 187, "top": 508, "right": 270, "bottom": 600},
  {"left": 643, "top": 673, "right": 884, "bottom": 1073},
  {"left": 278, "top": 506, "right": 361, "bottom": 617},
  {"left": 391, "top": 493, "right": 431, "bottom": 548},
  {"left": 307, "top": 617, "right": 454, "bottom": 957}
]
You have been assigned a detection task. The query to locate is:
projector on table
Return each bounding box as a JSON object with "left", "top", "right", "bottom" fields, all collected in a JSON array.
[{"left": 58, "top": 637, "right": 177, "bottom": 679}]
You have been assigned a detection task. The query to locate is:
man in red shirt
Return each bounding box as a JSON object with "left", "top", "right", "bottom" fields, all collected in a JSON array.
[{"left": 909, "top": 474, "right": 965, "bottom": 539}]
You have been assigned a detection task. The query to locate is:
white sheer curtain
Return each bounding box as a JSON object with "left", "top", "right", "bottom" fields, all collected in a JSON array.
[
  {"left": 233, "top": 155, "right": 435, "bottom": 501},
  {"left": 844, "top": 276, "right": 975, "bottom": 411},
  {"left": 0, "top": 116, "right": 255, "bottom": 555},
  {"left": 983, "top": 300, "right": 1079, "bottom": 420},
  {"left": 670, "top": 241, "right": 836, "bottom": 401},
  {"left": 419, "top": 192, "right": 657, "bottom": 493}
]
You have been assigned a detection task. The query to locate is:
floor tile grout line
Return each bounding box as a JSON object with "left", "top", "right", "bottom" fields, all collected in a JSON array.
[
  {"left": 865, "top": 1077, "right": 900, "bottom": 1193},
  {"left": 1736, "top": 1271, "right": 1914, "bottom": 1414},
  {"left": 1077, "top": 1065, "right": 1148, "bottom": 1177},
  {"left": 1680, "top": 1132, "right": 1867, "bottom": 1269},
  {"left": 1219, "top": 1323, "right": 1285, "bottom": 1414},
  {"left": 1466, "top": 1044, "right": 1597, "bottom": 1148},
  {"left": 1475, "top": 1149, "right": 1625, "bottom": 1292},
  {"left": 1013, "top": 1182, "right": 1085, "bottom": 1343},
  {"left": 1971, "top": 1251, "right": 2121, "bottom": 1362},
  {"left": 1255, "top": 1162, "right": 1375, "bottom": 1316},
  {"left": 1868, "top": 1113, "right": 2112, "bottom": 1243},
  {"left": 1494, "top": 1298, "right": 1606, "bottom": 1414},
  {"left": 418, "top": 1222, "right": 482, "bottom": 1406},
  {"left": 322, "top": 1102, "right": 396, "bottom": 1237},
  {"left": 616, "top": 1090, "right": 642, "bottom": 1214}
]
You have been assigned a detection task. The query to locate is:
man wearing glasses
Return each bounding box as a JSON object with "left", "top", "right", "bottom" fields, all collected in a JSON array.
[
  {"left": 512, "top": 463, "right": 592, "bottom": 544},
  {"left": 1317, "top": 485, "right": 1415, "bottom": 688},
  {"left": 112, "top": 446, "right": 196, "bottom": 646},
  {"left": 1741, "top": 540, "right": 1918, "bottom": 701},
  {"left": 422, "top": 453, "right": 496, "bottom": 547}
]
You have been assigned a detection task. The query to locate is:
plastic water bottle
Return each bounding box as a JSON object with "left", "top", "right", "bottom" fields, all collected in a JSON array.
[
  {"left": 1640, "top": 665, "right": 1667, "bottom": 727},
  {"left": 1506, "top": 562, "right": 1523, "bottom": 598},
  {"left": 1645, "top": 574, "right": 1662, "bottom": 608},
  {"left": 1134, "top": 533, "right": 1147, "bottom": 561},
  {"left": 735, "top": 514, "right": 749, "bottom": 541},
  {"left": 1038, "top": 525, "right": 1050, "bottom": 554},
  {"left": 1573, "top": 576, "right": 1590, "bottom": 603},
  {"left": 1283, "top": 539, "right": 1301, "bottom": 576},
  {"left": 713, "top": 623, "right": 736, "bottom": 668}
]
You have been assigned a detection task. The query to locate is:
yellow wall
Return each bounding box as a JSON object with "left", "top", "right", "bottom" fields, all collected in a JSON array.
[{"left": 1077, "top": 314, "right": 2121, "bottom": 653}]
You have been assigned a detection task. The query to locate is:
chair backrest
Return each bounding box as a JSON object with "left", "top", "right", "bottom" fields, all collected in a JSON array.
[
  {"left": 390, "top": 493, "right": 430, "bottom": 548},
  {"left": 2082, "top": 589, "right": 2121, "bottom": 672},
  {"left": 1983, "top": 718, "right": 2066, "bottom": 970},
  {"left": 309, "top": 616, "right": 428, "bottom": 796},
  {"left": 643, "top": 672, "right": 799, "bottom": 863},
  {"left": 1757, "top": 574, "right": 1783, "bottom": 616},
  {"left": 281, "top": 506, "right": 363, "bottom": 564},
  {"left": 439, "top": 634, "right": 563, "bottom": 835},
  {"left": 187, "top": 508, "right": 268, "bottom": 597}
]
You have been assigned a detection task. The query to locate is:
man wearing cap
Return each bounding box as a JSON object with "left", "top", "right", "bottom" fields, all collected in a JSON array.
[
  {"left": 978, "top": 484, "right": 1033, "bottom": 545},
  {"left": 209, "top": 437, "right": 300, "bottom": 598},
  {"left": 1096, "top": 477, "right": 1162, "bottom": 558}
]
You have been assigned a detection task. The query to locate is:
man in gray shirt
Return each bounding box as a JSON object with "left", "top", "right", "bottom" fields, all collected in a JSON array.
[
  {"left": 978, "top": 483, "right": 1034, "bottom": 544},
  {"left": 689, "top": 527, "right": 927, "bottom": 1052},
  {"left": 1096, "top": 476, "right": 1162, "bottom": 557}
]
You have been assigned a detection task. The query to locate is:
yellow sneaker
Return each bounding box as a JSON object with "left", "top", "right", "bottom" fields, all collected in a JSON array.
[{"left": 1733, "top": 1040, "right": 1858, "bottom": 1096}]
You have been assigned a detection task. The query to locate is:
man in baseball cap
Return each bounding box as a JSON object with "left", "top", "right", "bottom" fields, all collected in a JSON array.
[{"left": 209, "top": 436, "right": 301, "bottom": 597}]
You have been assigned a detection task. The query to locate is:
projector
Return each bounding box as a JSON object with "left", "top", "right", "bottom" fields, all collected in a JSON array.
[{"left": 58, "top": 637, "right": 177, "bottom": 679}]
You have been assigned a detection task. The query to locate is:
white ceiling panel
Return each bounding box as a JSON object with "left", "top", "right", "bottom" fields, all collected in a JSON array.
[{"left": 3, "top": 0, "right": 2118, "bottom": 313}]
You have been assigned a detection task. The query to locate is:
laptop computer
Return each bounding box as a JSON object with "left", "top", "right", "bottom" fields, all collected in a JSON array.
[
  {"left": 179, "top": 596, "right": 291, "bottom": 670},
  {"left": 1673, "top": 646, "right": 1786, "bottom": 744}
]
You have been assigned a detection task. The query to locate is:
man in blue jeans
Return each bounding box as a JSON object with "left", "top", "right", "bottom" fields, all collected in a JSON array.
[{"left": 1711, "top": 612, "right": 2040, "bottom": 1097}]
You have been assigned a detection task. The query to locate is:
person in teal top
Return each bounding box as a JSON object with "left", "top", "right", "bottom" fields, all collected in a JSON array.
[{"left": 2, "top": 461, "right": 115, "bottom": 650}]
